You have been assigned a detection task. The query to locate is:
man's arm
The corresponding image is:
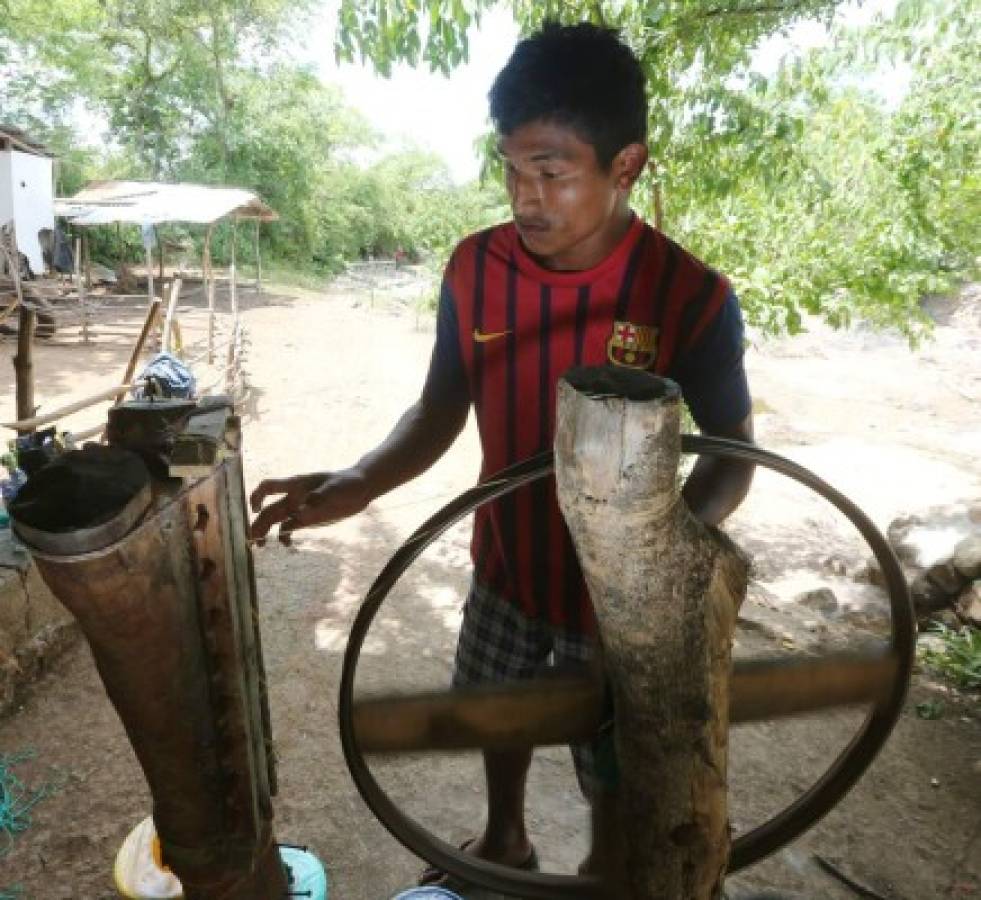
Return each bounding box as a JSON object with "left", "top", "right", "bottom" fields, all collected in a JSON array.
[
  {"left": 250, "top": 362, "right": 469, "bottom": 540},
  {"left": 681, "top": 412, "right": 754, "bottom": 527},
  {"left": 250, "top": 282, "right": 471, "bottom": 541},
  {"left": 672, "top": 290, "right": 755, "bottom": 526}
]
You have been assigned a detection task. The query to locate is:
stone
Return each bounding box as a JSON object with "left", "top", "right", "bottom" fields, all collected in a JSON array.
[
  {"left": 0, "top": 554, "right": 76, "bottom": 717},
  {"left": 840, "top": 605, "right": 892, "bottom": 636},
  {"left": 928, "top": 608, "right": 963, "bottom": 630},
  {"left": 925, "top": 559, "right": 969, "bottom": 596},
  {"left": 952, "top": 534, "right": 981, "bottom": 580},
  {"left": 886, "top": 505, "right": 977, "bottom": 569},
  {"left": 955, "top": 581, "right": 981, "bottom": 628},
  {"left": 797, "top": 587, "right": 839, "bottom": 615},
  {"left": 821, "top": 554, "right": 849, "bottom": 577},
  {"left": 854, "top": 558, "right": 886, "bottom": 588},
  {"left": 910, "top": 572, "right": 952, "bottom": 617},
  {"left": 887, "top": 514, "right": 924, "bottom": 565}
]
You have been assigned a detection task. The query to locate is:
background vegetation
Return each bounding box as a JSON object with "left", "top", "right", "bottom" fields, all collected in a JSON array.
[{"left": 0, "top": 0, "right": 977, "bottom": 335}]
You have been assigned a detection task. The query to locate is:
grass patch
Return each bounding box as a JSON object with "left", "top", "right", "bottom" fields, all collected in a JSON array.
[{"left": 919, "top": 624, "right": 981, "bottom": 690}]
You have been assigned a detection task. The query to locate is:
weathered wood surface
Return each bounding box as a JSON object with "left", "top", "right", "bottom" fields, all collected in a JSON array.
[
  {"left": 555, "top": 367, "right": 748, "bottom": 900},
  {"left": 161, "top": 276, "right": 182, "bottom": 354},
  {"left": 13, "top": 307, "right": 36, "bottom": 432},
  {"left": 14, "top": 441, "right": 284, "bottom": 899},
  {"left": 351, "top": 650, "right": 897, "bottom": 754},
  {"left": 2, "top": 382, "right": 132, "bottom": 433},
  {"left": 115, "top": 298, "right": 162, "bottom": 405}
]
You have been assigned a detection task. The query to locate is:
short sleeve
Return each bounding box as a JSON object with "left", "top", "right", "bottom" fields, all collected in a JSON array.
[
  {"left": 669, "top": 291, "right": 751, "bottom": 433},
  {"left": 423, "top": 279, "right": 470, "bottom": 404}
]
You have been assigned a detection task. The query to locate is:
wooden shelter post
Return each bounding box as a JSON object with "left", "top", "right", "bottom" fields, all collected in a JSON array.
[
  {"left": 254, "top": 219, "right": 262, "bottom": 295},
  {"left": 14, "top": 307, "right": 36, "bottom": 433},
  {"left": 75, "top": 236, "right": 90, "bottom": 344},
  {"left": 1, "top": 221, "right": 33, "bottom": 432},
  {"left": 145, "top": 239, "right": 155, "bottom": 305},
  {"left": 161, "top": 278, "right": 182, "bottom": 354},
  {"left": 229, "top": 217, "right": 238, "bottom": 319},
  {"left": 204, "top": 224, "right": 216, "bottom": 364},
  {"left": 554, "top": 366, "right": 748, "bottom": 900}
]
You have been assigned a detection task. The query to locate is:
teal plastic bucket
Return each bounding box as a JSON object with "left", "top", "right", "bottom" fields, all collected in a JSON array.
[{"left": 280, "top": 845, "right": 329, "bottom": 900}]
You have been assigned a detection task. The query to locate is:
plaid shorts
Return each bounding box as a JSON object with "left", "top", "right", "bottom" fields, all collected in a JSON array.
[{"left": 452, "top": 579, "right": 601, "bottom": 793}]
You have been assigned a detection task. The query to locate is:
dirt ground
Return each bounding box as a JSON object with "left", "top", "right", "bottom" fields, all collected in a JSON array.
[{"left": 1, "top": 272, "right": 979, "bottom": 899}]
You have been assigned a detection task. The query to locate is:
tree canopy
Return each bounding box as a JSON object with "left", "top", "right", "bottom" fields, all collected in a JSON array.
[{"left": 1, "top": 0, "right": 977, "bottom": 335}]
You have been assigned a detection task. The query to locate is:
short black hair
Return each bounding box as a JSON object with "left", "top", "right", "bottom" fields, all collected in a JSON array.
[{"left": 489, "top": 21, "right": 648, "bottom": 169}]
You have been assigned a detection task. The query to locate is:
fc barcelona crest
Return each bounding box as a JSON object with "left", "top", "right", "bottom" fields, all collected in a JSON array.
[{"left": 607, "top": 321, "right": 658, "bottom": 369}]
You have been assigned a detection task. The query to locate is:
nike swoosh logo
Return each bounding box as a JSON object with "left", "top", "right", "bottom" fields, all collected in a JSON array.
[{"left": 473, "top": 328, "right": 511, "bottom": 343}]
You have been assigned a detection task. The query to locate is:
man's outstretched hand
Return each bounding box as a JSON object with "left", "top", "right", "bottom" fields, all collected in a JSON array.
[{"left": 249, "top": 468, "right": 371, "bottom": 543}]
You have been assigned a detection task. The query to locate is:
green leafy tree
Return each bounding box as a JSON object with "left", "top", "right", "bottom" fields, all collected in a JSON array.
[
  {"left": 335, "top": 0, "right": 980, "bottom": 336},
  {"left": 1, "top": 0, "right": 314, "bottom": 177}
]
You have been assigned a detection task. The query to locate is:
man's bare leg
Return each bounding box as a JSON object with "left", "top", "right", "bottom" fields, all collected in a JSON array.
[
  {"left": 420, "top": 747, "right": 535, "bottom": 886},
  {"left": 471, "top": 747, "right": 536, "bottom": 863}
]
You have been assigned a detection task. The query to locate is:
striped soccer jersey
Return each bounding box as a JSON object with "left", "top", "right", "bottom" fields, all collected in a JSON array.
[{"left": 438, "top": 214, "right": 749, "bottom": 632}]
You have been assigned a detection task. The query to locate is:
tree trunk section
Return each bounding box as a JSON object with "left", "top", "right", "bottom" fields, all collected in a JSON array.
[
  {"left": 554, "top": 366, "right": 748, "bottom": 900},
  {"left": 10, "top": 423, "right": 285, "bottom": 899}
]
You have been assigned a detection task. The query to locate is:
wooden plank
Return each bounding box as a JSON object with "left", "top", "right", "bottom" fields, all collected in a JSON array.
[
  {"left": 351, "top": 652, "right": 898, "bottom": 754},
  {"left": 115, "top": 298, "right": 162, "bottom": 405},
  {"left": 2, "top": 382, "right": 132, "bottom": 432},
  {"left": 161, "top": 277, "right": 182, "bottom": 353},
  {"left": 0, "top": 297, "right": 20, "bottom": 327},
  {"left": 205, "top": 224, "right": 216, "bottom": 364}
]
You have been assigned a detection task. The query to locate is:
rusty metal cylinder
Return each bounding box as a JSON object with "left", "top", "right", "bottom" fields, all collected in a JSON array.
[{"left": 10, "top": 445, "right": 285, "bottom": 899}]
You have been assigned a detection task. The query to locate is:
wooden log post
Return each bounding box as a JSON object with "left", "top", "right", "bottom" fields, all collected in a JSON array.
[
  {"left": 229, "top": 218, "right": 238, "bottom": 319},
  {"left": 146, "top": 241, "right": 155, "bottom": 304},
  {"left": 75, "top": 236, "right": 90, "bottom": 344},
  {"left": 554, "top": 366, "right": 748, "bottom": 900},
  {"left": 13, "top": 306, "right": 37, "bottom": 433},
  {"left": 253, "top": 219, "right": 262, "bottom": 295},
  {"left": 204, "top": 224, "right": 216, "bottom": 364},
  {"left": 115, "top": 298, "right": 162, "bottom": 406},
  {"left": 161, "top": 277, "right": 182, "bottom": 353}
]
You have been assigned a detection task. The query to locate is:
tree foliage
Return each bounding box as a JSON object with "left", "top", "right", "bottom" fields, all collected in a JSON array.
[
  {"left": 336, "top": 0, "right": 980, "bottom": 336},
  {"left": 1, "top": 0, "right": 977, "bottom": 331},
  {"left": 0, "top": 0, "right": 504, "bottom": 273}
]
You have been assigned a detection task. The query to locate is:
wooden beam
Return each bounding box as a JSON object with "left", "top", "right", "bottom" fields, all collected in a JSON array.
[
  {"left": 161, "top": 277, "right": 182, "bottom": 353},
  {"left": 254, "top": 219, "right": 262, "bottom": 294},
  {"left": 13, "top": 307, "right": 37, "bottom": 433},
  {"left": 0, "top": 298, "right": 20, "bottom": 327},
  {"left": 204, "top": 224, "right": 216, "bottom": 364},
  {"left": 351, "top": 652, "right": 898, "bottom": 754},
  {"left": 2, "top": 382, "right": 131, "bottom": 433},
  {"left": 115, "top": 298, "right": 162, "bottom": 405},
  {"left": 229, "top": 218, "right": 238, "bottom": 319}
]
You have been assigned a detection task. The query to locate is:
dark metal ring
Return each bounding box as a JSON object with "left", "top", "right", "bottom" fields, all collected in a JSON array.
[{"left": 338, "top": 437, "right": 915, "bottom": 898}]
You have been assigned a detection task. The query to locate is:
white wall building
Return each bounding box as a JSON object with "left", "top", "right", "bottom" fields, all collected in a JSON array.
[{"left": 0, "top": 126, "right": 55, "bottom": 274}]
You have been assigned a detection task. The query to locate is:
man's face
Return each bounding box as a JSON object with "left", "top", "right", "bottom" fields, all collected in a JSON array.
[{"left": 499, "top": 119, "right": 635, "bottom": 272}]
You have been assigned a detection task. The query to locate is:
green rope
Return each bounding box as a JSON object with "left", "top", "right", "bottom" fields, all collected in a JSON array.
[
  {"left": 0, "top": 885, "right": 24, "bottom": 899},
  {"left": 0, "top": 751, "right": 55, "bottom": 859}
]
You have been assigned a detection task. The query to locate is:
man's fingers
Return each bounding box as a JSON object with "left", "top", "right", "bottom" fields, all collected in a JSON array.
[
  {"left": 250, "top": 495, "right": 294, "bottom": 541},
  {"left": 277, "top": 492, "right": 337, "bottom": 536},
  {"left": 249, "top": 478, "right": 292, "bottom": 513}
]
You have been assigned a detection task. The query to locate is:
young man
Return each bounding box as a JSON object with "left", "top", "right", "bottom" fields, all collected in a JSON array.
[{"left": 251, "top": 21, "right": 754, "bottom": 887}]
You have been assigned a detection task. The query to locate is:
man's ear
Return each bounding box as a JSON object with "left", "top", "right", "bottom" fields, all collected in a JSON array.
[{"left": 613, "top": 142, "right": 649, "bottom": 191}]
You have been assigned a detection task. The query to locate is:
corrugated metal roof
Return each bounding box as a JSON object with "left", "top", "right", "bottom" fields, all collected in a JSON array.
[
  {"left": 0, "top": 124, "right": 54, "bottom": 158},
  {"left": 54, "top": 180, "right": 278, "bottom": 225}
]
